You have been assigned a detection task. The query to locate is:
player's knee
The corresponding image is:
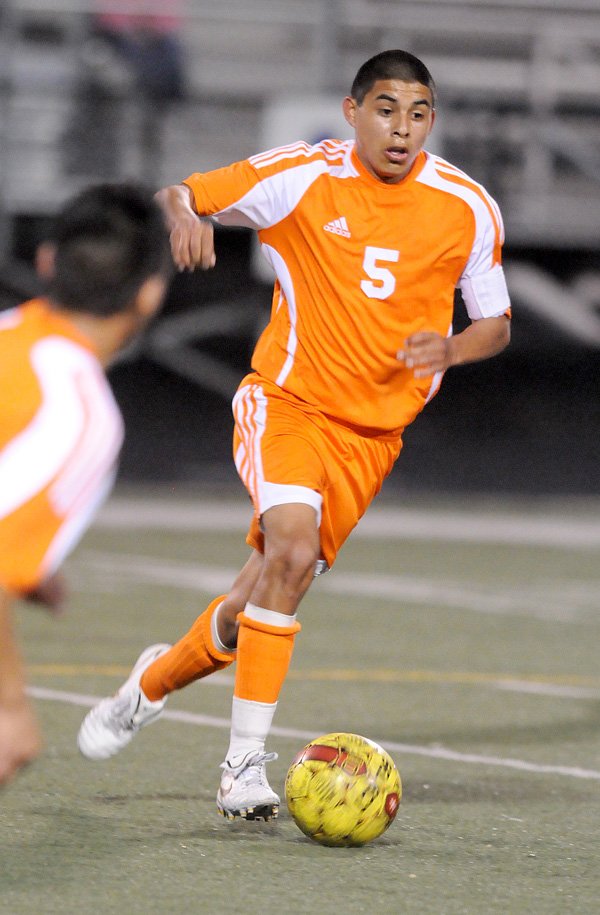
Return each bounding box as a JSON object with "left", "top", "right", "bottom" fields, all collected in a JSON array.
[
  {"left": 260, "top": 503, "right": 320, "bottom": 595},
  {"left": 265, "top": 537, "right": 320, "bottom": 593}
]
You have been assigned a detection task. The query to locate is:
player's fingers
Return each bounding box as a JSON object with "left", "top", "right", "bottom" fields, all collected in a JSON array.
[
  {"left": 398, "top": 347, "right": 445, "bottom": 376},
  {"left": 398, "top": 335, "right": 433, "bottom": 362},
  {"left": 398, "top": 347, "right": 433, "bottom": 366},
  {"left": 404, "top": 333, "right": 445, "bottom": 360},
  {"left": 200, "top": 223, "right": 216, "bottom": 270},
  {"left": 416, "top": 348, "right": 444, "bottom": 366},
  {"left": 406, "top": 339, "right": 441, "bottom": 357},
  {"left": 404, "top": 332, "right": 437, "bottom": 347},
  {"left": 189, "top": 220, "right": 215, "bottom": 270},
  {"left": 405, "top": 339, "right": 448, "bottom": 367},
  {"left": 169, "top": 227, "right": 191, "bottom": 270}
]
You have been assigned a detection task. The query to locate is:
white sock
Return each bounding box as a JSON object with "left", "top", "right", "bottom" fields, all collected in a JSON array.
[
  {"left": 225, "top": 695, "right": 277, "bottom": 765},
  {"left": 224, "top": 603, "right": 293, "bottom": 764}
]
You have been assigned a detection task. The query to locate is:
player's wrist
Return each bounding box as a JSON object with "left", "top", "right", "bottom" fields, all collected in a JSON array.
[{"left": 445, "top": 336, "right": 462, "bottom": 368}]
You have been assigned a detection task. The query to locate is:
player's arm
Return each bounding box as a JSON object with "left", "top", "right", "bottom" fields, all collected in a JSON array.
[
  {"left": 400, "top": 204, "right": 512, "bottom": 379},
  {"left": 157, "top": 151, "right": 301, "bottom": 273},
  {"left": 398, "top": 315, "right": 510, "bottom": 379},
  {"left": 154, "top": 184, "right": 215, "bottom": 272},
  {"left": 0, "top": 585, "right": 42, "bottom": 786}
]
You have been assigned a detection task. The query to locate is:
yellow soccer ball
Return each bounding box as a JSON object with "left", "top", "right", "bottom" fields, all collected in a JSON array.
[{"left": 285, "top": 732, "right": 401, "bottom": 847}]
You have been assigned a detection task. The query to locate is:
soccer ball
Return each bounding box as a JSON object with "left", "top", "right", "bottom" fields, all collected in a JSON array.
[{"left": 285, "top": 732, "right": 401, "bottom": 847}]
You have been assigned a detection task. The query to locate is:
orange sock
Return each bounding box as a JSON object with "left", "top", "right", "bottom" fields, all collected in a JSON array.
[
  {"left": 234, "top": 611, "right": 301, "bottom": 704},
  {"left": 140, "top": 595, "right": 234, "bottom": 701}
]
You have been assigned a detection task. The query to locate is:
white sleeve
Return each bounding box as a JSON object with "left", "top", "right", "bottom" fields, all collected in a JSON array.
[
  {"left": 185, "top": 145, "right": 330, "bottom": 231},
  {"left": 0, "top": 338, "right": 123, "bottom": 520},
  {"left": 460, "top": 264, "right": 511, "bottom": 320},
  {"left": 459, "top": 197, "right": 511, "bottom": 320},
  {"left": 212, "top": 159, "right": 329, "bottom": 230}
]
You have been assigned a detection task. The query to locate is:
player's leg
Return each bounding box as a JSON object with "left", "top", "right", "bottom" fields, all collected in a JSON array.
[
  {"left": 217, "top": 391, "right": 402, "bottom": 821},
  {"left": 136, "top": 500, "right": 318, "bottom": 704},
  {"left": 216, "top": 376, "right": 328, "bottom": 819},
  {"left": 216, "top": 380, "right": 325, "bottom": 816},
  {"left": 0, "top": 586, "right": 43, "bottom": 785},
  {"left": 140, "top": 550, "right": 265, "bottom": 699},
  {"left": 218, "top": 501, "right": 320, "bottom": 820},
  {"left": 78, "top": 497, "right": 316, "bottom": 766},
  {"left": 77, "top": 551, "right": 264, "bottom": 760}
]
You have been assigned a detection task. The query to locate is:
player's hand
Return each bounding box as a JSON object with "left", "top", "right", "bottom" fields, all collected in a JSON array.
[
  {"left": 397, "top": 332, "right": 453, "bottom": 378},
  {"left": 155, "top": 185, "right": 216, "bottom": 272},
  {"left": 0, "top": 701, "right": 42, "bottom": 787},
  {"left": 24, "top": 572, "right": 67, "bottom": 617},
  {"left": 170, "top": 215, "right": 216, "bottom": 272}
]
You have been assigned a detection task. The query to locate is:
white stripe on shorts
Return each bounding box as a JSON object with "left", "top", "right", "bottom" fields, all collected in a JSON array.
[{"left": 232, "top": 383, "right": 322, "bottom": 524}]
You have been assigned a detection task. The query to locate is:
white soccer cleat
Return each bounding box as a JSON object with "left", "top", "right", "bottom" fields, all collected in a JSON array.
[
  {"left": 216, "top": 750, "right": 280, "bottom": 821},
  {"left": 77, "top": 643, "right": 171, "bottom": 760}
]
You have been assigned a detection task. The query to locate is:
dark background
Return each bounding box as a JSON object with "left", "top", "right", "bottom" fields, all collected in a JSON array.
[{"left": 10, "top": 222, "right": 595, "bottom": 497}]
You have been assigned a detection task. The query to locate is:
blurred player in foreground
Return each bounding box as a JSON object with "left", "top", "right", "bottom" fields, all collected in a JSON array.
[
  {"left": 0, "top": 184, "right": 171, "bottom": 786},
  {"left": 79, "top": 50, "right": 511, "bottom": 820}
]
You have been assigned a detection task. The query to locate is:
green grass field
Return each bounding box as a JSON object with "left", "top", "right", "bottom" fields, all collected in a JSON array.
[{"left": 2, "top": 487, "right": 600, "bottom": 914}]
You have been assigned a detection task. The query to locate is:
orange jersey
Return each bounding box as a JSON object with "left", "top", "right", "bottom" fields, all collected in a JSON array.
[
  {"left": 0, "top": 299, "right": 123, "bottom": 593},
  {"left": 184, "top": 141, "right": 510, "bottom": 435}
]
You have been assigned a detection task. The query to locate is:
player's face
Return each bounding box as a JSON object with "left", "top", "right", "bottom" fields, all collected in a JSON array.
[{"left": 343, "top": 80, "right": 435, "bottom": 184}]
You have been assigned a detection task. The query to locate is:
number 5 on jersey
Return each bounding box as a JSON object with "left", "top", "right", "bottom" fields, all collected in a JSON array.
[{"left": 360, "top": 246, "right": 400, "bottom": 300}]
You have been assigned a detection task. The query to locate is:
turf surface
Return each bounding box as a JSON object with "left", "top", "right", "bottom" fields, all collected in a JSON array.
[{"left": 1, "top": 489, "right": 599, "bottom": 914}]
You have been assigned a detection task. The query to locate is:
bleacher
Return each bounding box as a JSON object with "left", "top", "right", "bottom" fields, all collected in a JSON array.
[{"left": 1, "top": 0, "right": 600, "bottom": 246}]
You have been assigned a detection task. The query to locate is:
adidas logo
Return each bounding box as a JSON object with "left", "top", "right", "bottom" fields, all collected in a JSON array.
[{"left": 323, "top": 216, "right": 351, "bottom": 238}]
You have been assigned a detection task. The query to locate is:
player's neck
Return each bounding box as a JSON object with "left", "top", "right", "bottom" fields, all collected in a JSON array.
[{"left": 56, "top": 309, "right": 137, "bottom": 367}]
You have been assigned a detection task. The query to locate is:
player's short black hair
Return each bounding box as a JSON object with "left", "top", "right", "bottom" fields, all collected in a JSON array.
[
  {"left": 47, "top": 183, "right": 172, "bottom": 316},
  {"left": 351, "top": 50, "right": 437, "bottom": 108}
]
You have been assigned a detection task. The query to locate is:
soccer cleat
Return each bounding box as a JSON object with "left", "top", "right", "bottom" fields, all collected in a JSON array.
[
  {"left": 216, "top": 750, "right": 280, "bottom": 821},
  {"left": 77, "top": 643, "right": 171, "bottom": 760}
]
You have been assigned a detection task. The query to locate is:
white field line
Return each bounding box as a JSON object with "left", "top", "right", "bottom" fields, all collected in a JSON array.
[
  {"left": 28, "top": 686, "right": 600, "bottom": 782},
  {"left": 181, "top": 677, "right": 600, "bottom": 702},
  {"left": 29, "top": 665, "right": 600, "bottom": 702},
  {"left": 492, "top": 680, "right": 600, "bottom": 699},
  {"left": 95, "top": 497, "right": 600, "bottom": 550},
  {"left": 77, "top": 550, "right": 598, "bottom": 624}
]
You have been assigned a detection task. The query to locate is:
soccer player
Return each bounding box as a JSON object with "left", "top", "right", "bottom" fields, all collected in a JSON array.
[
  {"left": 78, "top": 50, "right": 511, "bottom": 820},
  {"left": 0, "top": 184, "right": 171, "bottom": 786}
]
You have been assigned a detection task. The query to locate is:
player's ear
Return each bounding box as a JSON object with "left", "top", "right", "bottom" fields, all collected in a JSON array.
[
  {"left": 133, "top": 275, "right": 168, "bottom": 321},
  {"left": 342, "top": 96, "right": 358, "bottom": 129},
  {"left": 35, "top": 242, "right": 56, "bottom": 280}
]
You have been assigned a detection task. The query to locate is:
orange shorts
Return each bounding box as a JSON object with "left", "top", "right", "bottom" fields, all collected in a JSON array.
[{"left": 232, "top": 373, "right": 402, "bottom": 568}]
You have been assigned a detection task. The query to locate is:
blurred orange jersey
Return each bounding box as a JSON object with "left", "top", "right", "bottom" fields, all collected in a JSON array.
[
  {"left": 0, "top": 299, "right": 123, "bottom": 593},
  {"left": 184, "top": 141, "right": 510, "bottom": 435}
]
